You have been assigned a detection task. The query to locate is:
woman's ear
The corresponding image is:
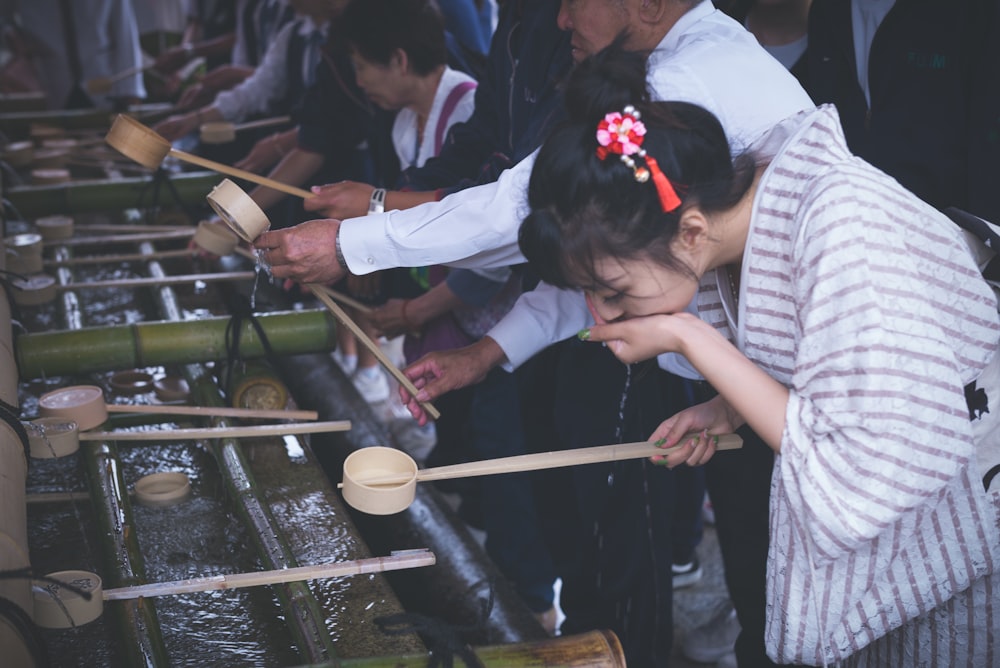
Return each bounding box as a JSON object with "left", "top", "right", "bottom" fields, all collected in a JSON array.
[
  {"left": 674, "top": 208, "right": 710, "bottom": 255},
  {"left": 391, "top": 48, "right": 408, "bottom": 73}
]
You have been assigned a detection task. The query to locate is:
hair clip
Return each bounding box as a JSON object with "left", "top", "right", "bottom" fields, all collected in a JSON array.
[{"left": 595, "top": 105, "right": 682, "bottom": 212}]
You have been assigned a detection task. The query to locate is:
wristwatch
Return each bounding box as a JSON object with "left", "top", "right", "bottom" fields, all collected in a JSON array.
[{"left": 368, "top": 187, "right": 387, "bottom": 214}]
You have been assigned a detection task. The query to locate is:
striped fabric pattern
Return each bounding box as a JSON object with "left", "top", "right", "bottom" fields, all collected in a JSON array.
[{"left": 697, "top": 106, "right": 1000, "bottom": 666}]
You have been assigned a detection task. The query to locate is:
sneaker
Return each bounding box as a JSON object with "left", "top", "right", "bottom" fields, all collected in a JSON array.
[
  {"left": 332, "top": 349, "right": 358, "bottom": 375},
  {"left": 682, "top": 602, "right": 741, "bottom": 663},
  {"left": 715, "top": 651, "right": 738, "bottom": 668},
  {"left": 352, "top": 367, "right": 390, "bottom": 403},
  {"left": 672, "top": 557, "right": 704, "bottom": 589}
]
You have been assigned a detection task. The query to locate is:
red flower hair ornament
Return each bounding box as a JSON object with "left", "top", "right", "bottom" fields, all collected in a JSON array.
[{"left": 595, "top": 105, "right": 682, "bottom": 212}]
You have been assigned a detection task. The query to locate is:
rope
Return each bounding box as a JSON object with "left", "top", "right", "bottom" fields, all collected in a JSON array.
[
  {"left": 134, "top": 168, "right": 198, "bottom": 226},
  {"left": 221, "top": 291, "right": 278, "bottom": 400},
  {"left": 373, "top": 581, "right": 495, "bottom": 668}
]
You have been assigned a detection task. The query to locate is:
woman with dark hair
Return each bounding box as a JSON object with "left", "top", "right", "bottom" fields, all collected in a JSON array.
[{"left": 520, "top": 47, "right": 1000, "bottom": 667}]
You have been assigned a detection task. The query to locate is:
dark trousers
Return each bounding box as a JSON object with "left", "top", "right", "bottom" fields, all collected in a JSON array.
[
  {"left": 471, "top": 366, "right": 556, "bottom": 612},
  {"left": 536, "top": 339, "right": 687, "bottom": 667}
]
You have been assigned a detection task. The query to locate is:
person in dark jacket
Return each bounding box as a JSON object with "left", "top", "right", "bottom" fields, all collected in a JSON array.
[{"left": 807, "top": 0, "right": 999, "bottom": 223}]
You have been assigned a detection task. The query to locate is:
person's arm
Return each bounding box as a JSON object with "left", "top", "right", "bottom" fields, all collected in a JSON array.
[
  {"left": 248, "top": 146, "right": 324, "bottom": 212},
  {"left": 212, "top": 22, "right": 293, "bottom": 122},
  {"left": 338, "top": 150, "right": 536, "bottom": 276}
]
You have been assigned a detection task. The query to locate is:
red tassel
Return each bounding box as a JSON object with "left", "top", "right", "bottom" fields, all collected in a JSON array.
[{"left": 644, "top": 155, "right": 682, "bottom": 212}]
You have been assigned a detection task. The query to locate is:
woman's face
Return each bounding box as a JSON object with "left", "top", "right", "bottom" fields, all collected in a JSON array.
[
  {"left": 350, "top": 50, "right": 406, "bottom": 111},
  {"left": 584, "top": 253, "right": 700, "bottom": 325}
]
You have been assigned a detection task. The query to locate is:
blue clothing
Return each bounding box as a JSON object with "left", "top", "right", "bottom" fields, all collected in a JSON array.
[{"left": 436, "top": 0, "right": 493, "bottom": 56}]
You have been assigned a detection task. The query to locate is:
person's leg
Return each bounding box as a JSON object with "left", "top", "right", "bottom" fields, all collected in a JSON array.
[
  {"left": 549, "top": 339, "right": 680, "bottom": 666},
  {"left": 471, "top": 367, "right": 557, "bottom": 622},
  {"left": 706, "top": 425, "right": 780, "bottom": 668}
]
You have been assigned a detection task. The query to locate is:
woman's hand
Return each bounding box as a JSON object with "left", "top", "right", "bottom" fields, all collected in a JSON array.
[
  {"left": 234, "top": 134, "right": 285, "bottom": 173},
  {"left": 302, "top": 181, "right": 376, "bottom": 219},
  {"left": 369, "top": 298, "right": 413, "bottom": 339},
  {"left": 648, "top": 395, "right": 743, "bottom": 468},
  {"left": 154, "top": 113, "right": 199, "bottom": 141},
  {"left": 581, "top": 311, "right": 704, "bottom": 364}
]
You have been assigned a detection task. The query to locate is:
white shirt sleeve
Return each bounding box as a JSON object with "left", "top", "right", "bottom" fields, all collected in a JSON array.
[
  {"left": 339, "top": 150, "right": 536, "bottom": 273},
  {"left": 214, "top": 20, "right": 293, "bottom": 122},
  {"left": 487, "top": 283, "right": 591, "bottom": 369}
]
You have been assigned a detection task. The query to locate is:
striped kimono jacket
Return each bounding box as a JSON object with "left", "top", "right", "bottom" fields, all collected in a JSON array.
[{"left": 697, "top": 105, "right": 1000, "bottom": 666}]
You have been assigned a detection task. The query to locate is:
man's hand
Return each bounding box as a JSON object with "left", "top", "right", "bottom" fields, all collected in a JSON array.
[
  {"left": 302, "top": 181, "right": 374, "bottom": 219},
  {"left": 398, "top": 338, "right": 506, "bottom": 425},
  {"left": 254, "top": 218, "right": 346, "bottom": 285}
]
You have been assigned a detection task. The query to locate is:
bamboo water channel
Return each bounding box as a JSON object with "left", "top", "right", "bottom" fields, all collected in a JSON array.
[{"left": 1, "top": 108, "right": 626, "bottom": 666}]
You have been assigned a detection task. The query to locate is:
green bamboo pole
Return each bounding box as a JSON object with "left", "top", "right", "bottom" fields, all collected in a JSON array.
[
  {"left": 141, "top": 241, "right": 339, "bottom": 663},
  {"left": 4, "top": 172, "right": 220, "bottom": 218},
  {"left": 16, "top": 309, "right": 338, "bottom": 379},
  {"left": 53, "top": 247, "right": 171, "bottom": 666}
]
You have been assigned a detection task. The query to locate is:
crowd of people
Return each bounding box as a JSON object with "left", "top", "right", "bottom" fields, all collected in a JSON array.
[{"left": 3, "top": 1, "right": 999, "bottom": 667}]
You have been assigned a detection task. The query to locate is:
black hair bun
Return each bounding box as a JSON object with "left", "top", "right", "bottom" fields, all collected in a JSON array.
[{"left": 563, "top": 37, "right": 651, "bottom": 126}]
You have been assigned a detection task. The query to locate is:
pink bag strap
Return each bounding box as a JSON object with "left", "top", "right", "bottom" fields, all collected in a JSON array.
[{"left": 434, "top": 80, "right": 477, "bottom": 154}]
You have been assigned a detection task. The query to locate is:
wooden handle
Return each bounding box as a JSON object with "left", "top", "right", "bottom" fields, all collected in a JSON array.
[
  {"left": 313, "top": 284, "right": 373, "bottom": 314},
  {"left": 45, "top": 249, "right": 194, "bottom": 267},
  {"left": 79, "top": 419, "right": 351, "bottom": 441},
  {"left": 309, "top": 285, "right": 440, "bottom": 420},
  {"left": 102, "top": 549, "right": 435, "bottom": 600},
  {"left": 233, "top": 116, "right": 292, "bottom": 132},
  {"left": 169, "top": 148, "right": 313, "bottom": 199},
  {"left": 105, "top": 404, "right": 318, "bottom": 421},
  {"left": 107, "top": 63, "right": 151, "bottom": 84},
  {"left": 55, "top": 271, "right": 255, "bottom": 291},
  {"left": 43, "top": 229, "right": 194, "bottom": 247},
  {"left": 344, "top": 434, "right": 743, "bottom": 487}
]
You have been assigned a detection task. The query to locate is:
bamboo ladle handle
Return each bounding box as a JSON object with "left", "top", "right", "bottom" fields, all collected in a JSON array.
[
  {"left": 102, "top": 549, "right": 435, "bottom": 600},
  {"left": 342, "top": 434, "right": 743, "bottom": 488},
  {"left": 105, "top": 404, "right": 319, "bottom": 421},
  {"left": 168, "top": 147, "right": 313, "bottom": 198},
  {"left": 309, "top": 285, "right": 440, "bottom": 419}
]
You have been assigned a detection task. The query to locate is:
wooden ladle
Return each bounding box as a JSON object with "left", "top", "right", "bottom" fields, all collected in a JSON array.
[
  {"left": 105, "top": 114, "right": 312, "bottom": 198},
  {"left": 340, "top": 435, "right": 743, "bottom": 515},
  {"left": 205, "top": 179, "right": 440, "bottom": 419},
  {"left": 200, "top": 116, "right": 292, "bottom": 144},
  {"left": 85, "top": 63, "right": 153, "bottom": 96}
]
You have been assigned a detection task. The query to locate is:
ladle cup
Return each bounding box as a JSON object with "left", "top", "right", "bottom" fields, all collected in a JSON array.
[
  {"left": 105, "top": 114, "right": 312, "bottom": 198},
  {"left": 204, "top": 179, "right": 441, "bottom": 420},
  {"left": 341, "top": 434, "right": 743, "bottom": 515},
  {"left": 200, "top": 115, "right": 292, "bottom": 144}
]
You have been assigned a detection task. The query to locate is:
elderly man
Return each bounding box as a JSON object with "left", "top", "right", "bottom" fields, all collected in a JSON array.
[{"left": 258, "top": 1, "right": 812, "bottom": 665}]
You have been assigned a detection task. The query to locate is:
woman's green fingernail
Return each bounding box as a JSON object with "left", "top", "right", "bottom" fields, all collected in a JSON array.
[
  {"left": 654, "top": 437, "right": 667, "bottom": 447},
  {"left": 713, "top": 435, "right": 719, "bottom": 445},
  {"left": 577, "top": 328, "right": 591, "bottom": 341}
]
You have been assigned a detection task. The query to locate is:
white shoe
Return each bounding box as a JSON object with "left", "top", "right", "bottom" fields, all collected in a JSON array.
[
  {"left": 352, "top": 367, "right": 390, "bottom": 403},
  {"left": 682, "top": 602, "right": 741, "bottom": 663},
  {"left": 332, "top": 350, "right": 358, "bottom": 375}
]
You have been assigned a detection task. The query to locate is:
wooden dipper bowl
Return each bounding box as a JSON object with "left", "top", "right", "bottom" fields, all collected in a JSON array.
[{"left": 105, "top": 114, "right": 312, "bottom": 198}]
